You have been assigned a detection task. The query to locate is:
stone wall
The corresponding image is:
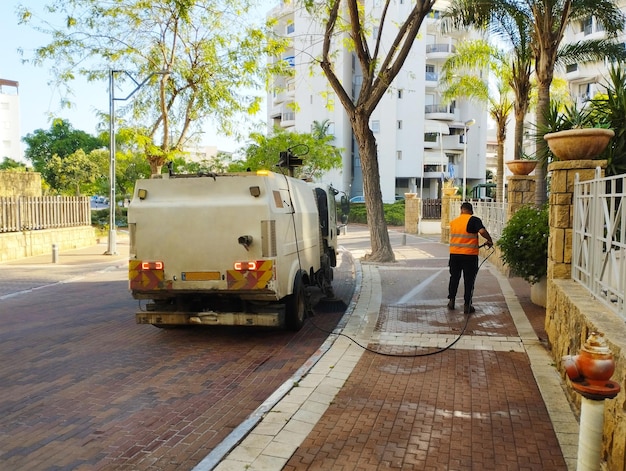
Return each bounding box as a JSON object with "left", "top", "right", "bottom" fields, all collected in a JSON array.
[
  {"left": 544, "top": 159, "right": 626, "bottom": 470},
  {"left": 506, "top": 175, "right": 536, "bottom": 218},
  {"left": 546, "top": 279, "right": 626, "bottom": 470},
  {"left": 439, "top": 194, "right": 460, "bottom": 244},
  {"left": 0, "top": 171, "right": 42, "bottom": 197},
  {"left": 403, "top": 193, "right": 420, "bottom": 234},
  {"left": 0, "top": 226, "right": 97, "bottom": 262}
]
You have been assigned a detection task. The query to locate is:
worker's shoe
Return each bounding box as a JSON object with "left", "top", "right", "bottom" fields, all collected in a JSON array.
[
  {"left": 447, "top": 299, "right": 455, "bottom": 310},
  {"left": 463, "top": 304, "right": 475, "bottom": 314}
]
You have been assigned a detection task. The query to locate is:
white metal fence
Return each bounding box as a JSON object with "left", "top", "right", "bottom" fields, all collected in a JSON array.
[
  {"left": 572, "top": 169, "right": 626, "bottom": 319},
  {"left": 449, "top": 200, "right": 507, "bottom": 240},
  {"left": 0, "top": 196, "right": 91, "bottom": 233}
]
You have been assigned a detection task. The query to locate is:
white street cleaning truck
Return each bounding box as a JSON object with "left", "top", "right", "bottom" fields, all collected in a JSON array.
[{"left": 128, "top": 168, "right": 344, "bottom": 331}]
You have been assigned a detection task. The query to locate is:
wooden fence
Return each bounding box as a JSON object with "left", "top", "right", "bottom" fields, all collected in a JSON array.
[
  {"left": 422, "top": 198, "right": 442, "bottom": 219},
  {"left": 0, "top": 196, "right": 91, "bottom": 233}
]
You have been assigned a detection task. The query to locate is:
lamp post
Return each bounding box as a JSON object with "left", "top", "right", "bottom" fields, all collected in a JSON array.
[
  {"left": 463, "top": 118, "right": 475, "bottom": 201},
  {"left": 106, "top": 69, "right": 169, "bottom": 255}
]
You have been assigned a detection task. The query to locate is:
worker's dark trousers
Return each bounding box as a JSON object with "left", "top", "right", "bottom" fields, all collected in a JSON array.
[{"left": 448, "top": 254, "right": 479, "bottom": 306}]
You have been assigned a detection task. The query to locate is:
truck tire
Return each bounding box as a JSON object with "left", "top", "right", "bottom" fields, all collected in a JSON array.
[{"left": 286, "top": 270, "right": 306, "bottom": 331}]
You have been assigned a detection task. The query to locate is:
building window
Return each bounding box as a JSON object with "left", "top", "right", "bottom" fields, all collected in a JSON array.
[
  {"left": 397, "top": 120, "right": 402, "bottom": 130},
  {"left": 397, "top": 150, "right": 402, "bottom": 160},
  {"left": 371, "top": 120, "right": 380, "bottom": 133},
  {"left": 286, "top": 22, "right": 295, "bottom": 34},
  {"left": 398, "top": 89, "right": 403, "bottom": 99},
  {"left": 373, "top": 27, "right": 379, "bottom": 40}
]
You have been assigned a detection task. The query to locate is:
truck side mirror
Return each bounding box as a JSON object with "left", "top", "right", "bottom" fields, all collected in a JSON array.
[{"left": 340, "top": 195, "right": 350, "bottom": 214}]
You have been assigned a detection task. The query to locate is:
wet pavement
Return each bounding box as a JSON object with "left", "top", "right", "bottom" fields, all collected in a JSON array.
[{"left": 0, "top": 226, "right": 579, "bottom": 470}]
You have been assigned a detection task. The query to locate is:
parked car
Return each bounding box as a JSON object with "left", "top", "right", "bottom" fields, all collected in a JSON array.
[{"left": 349, "top": 195, "right": 365, "bottom": 203}]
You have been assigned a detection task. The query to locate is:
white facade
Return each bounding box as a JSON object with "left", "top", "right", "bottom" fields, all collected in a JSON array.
[
  {"left": 0, "top": 79, "right": 21, "bottom": 162},
  {"left": 562, "top": 4, "right": 626, "bottom": 106},
  {"left": 267, "top": 1, "right": 488, "bottom": 203}
]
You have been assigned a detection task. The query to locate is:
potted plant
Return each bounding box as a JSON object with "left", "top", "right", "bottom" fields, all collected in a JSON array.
[
  {"left": 442, "top": 178, "right": 458, "bottom": 196},
  {"left": 543, "top": 103, "right": 614, "bottom": 161},
  {"left": 505, "top": 152, "right": 538, "bottom": 175},
  {"left": 497, "top": 204, "right": 549, "bottom": 306}
]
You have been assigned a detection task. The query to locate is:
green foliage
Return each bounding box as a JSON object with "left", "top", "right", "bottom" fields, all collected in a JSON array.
[
  {"left": 497, "top": 204, "right": 548, "bottom": 284},
  {"left": 232, "top": 126, "right": 342, "bottom": 180},
  {"left": 588, "top": 64, "right": 626, "bottom": 176},
  {"left": 18, "top": 0, "right": 290, "bottom": 166},
  {"left": 22, "top": 119, "right": 105, "bottom": 189},
  {"left": 348, "top": 201, "right": 405, "bottom": 226},
  {"left": 45, "top": 149, "right": 99, "bottom": 195},
  {"left": 91, "top": 208, "right": 128, "bottom": 228},
  {"left": 0, "top": 158, "right": 28, "bottom": 171}
]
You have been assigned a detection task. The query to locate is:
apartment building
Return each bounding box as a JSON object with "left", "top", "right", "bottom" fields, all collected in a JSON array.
[
  {"left": 562, "top": 3, "right": 626, "bottom": 107},
  {"left": 0, "top": 79, "right": 21, "bottom": 162},
  {"left": 267, "top": 0, "right": 488, "bottom": 203}
]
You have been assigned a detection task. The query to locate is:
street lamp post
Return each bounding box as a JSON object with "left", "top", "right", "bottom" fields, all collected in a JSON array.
[
  {"left": 463, "top": 118, "right": 475, "bottom": 201},
  {"left": 106, "top": 69, "right": 168, "bottom": 255}
]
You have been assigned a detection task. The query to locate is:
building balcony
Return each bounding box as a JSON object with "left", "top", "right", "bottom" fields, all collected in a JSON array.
[
  {"left": 280, "top": 111, "right": 295, "bottom": 127},
  {"left": 425, "top": 71, "right": 439, "bottom": 88},
  {"left": 425, "top": 104, "right": 455, "bottom": 120},
  {"left": 425, "top": 44, "right": 455, "bottom": 61},
  {"left": 442, "top": 134, "right": 464, "bottom": 150}
]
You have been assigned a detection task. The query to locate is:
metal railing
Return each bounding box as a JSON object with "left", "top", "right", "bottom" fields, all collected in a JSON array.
[
  {"left": 572, "top": 169, "right": 625, "bottom": 319},
  {"left": 0, "top": 196, "right": 91, "bottom": 233},
  {"left": 449, "top": 200, "right": 507, "bottom": 240}
]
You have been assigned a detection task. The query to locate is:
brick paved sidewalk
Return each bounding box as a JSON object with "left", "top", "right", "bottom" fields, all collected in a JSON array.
[{"left": 212, "top": 228, "right": 578, "bottom": 471}]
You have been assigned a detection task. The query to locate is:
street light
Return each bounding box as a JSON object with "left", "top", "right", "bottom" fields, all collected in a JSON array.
[
  {"left": 106, "top": 69, "right": 169, "bottom": 255},
  {"left": 463, "top": 118, "right": 475, "bottom": 201}
]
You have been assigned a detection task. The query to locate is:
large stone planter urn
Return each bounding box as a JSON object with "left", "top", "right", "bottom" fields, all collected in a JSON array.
[
  {"left": 544, "top": 128, "right": 614, "bottom": 160},
  {"left": 506, "top": 160, "right": 537, "bottom": 175}
]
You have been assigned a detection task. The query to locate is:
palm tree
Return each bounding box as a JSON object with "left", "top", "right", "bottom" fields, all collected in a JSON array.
[
  {"left": 442, "top": 0, "right": 533, "bottom": 163},
  {"left": 440, "top": 40, "right": 514, "bottom": 202},
  {"left": 443, "top": 0, "right": 626, "bottom": 206}
]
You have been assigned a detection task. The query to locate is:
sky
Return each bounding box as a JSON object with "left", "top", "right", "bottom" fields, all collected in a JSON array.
[{"left": 0, "top": 0, "right": 273, "bottom": 160}]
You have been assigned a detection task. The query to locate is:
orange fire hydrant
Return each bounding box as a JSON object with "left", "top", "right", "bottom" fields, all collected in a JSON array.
[{"left": 562, "top": 332, "right": 620, "bottom": 471}]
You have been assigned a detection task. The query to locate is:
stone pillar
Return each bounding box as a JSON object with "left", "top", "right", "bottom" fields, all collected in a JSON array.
[
  {"left": 404, "top": 193, "right": 419, "bottom": 234},
  {"left": 547, "top": 159, "right": 607, "bottom": 281},
  {"left": 440, "top": 195, "right": 461, "bottom": 243},
  {"left": 506, "top": 175, "right": 536, "bottom": 219}
]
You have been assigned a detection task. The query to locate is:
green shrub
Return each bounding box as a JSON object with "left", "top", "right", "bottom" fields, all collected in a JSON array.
[
  {"left": 497, "top": 204, "right": 548, "bottom": 284},
  {"left": 91, "top": 207, "right": 128, "bottom": 228},
  {"left": 347, "top": 200, "right": 405, "bottom": 226}
]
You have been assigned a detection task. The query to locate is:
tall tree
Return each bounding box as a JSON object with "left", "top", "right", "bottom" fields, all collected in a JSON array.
[
  {"left": 440, "top": 40, "right": 514, "bottom": 203},
  {"left": 442, "top": 0, "right": 533, "bottom": 162},
  {"left": 314, "top": 0, "right": 436, "bottom": 262},
  {"left": 18, "top": 0, "right": 289, "bottom": 174},
  {"left": 443, "top": 0, "right": 625, "bottom": 206},
  {"left": 22, "top": 119, "right": 105, "bottom": 190},
  {"left": 45, "top": 149, "right": 100, "bottom": 196},
  {"left": 233, "top": 126, "right": 342, "bottom": 180}
]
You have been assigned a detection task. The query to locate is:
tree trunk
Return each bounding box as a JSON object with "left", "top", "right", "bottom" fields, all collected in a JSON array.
[
  {"left": 352, "top": 113, "right": 395, "bottom": 263},
  {"left": 496, "top": 117, "right": 507, "bottom": 203},
  {"left": 148, "top": 155, "right": 167, "bottom": 176},
  {"left": 534, "top": 71, "right": 552, "bottom": 207},
  {"left": 513, "top": 107, "right": 525, "bottom": 160}
]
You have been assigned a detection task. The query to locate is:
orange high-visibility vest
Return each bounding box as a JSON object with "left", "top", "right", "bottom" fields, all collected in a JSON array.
[{"left": 450, "top": 214, "right": 479, "bottom": 255}]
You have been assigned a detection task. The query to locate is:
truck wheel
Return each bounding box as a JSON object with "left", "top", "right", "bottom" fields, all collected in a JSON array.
[{"left": 286, "top": 271, "right": 306, "bottom": 331}]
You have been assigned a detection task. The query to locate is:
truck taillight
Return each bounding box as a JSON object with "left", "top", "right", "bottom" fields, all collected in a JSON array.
[
  {"left": 141, "top": 261, "right": 164, "bottom": 270},
  {"left": 233, "top": 261, "right": 261, "bottom": 271}
]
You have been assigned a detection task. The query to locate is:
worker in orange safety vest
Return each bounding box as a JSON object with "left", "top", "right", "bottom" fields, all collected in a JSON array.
[{"left": 447, "top": 202, "right": 494, "bottom": 314}]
